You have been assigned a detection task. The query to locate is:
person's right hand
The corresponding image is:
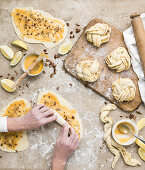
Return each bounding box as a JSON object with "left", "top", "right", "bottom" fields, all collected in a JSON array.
[
  {"left": 52, "top": 124, "right": 80, "bottom": 170},
  {"left": 7, "top": 104, "right": 57, "bottom": 131}
]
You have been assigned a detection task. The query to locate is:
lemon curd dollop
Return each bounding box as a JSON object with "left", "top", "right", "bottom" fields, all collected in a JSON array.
[
  {"left": 24, "top": 54, "right": 43, "bottom": 75},
  {"left": 115, "top": 122, "right": 135, "bottom": 144}
]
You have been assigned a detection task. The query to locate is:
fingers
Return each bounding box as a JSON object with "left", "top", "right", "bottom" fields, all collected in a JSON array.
[
  {"left": 62, "top": 123, "right": 69, "bottom": 139},
  {"left": 69, "top": 127, "right": 80, "bottom": 149},
  {"left": 35, "top": 104, "right": 45, "bottom": 110},
  {"left": 42, "top": 115, "right": 57, "bottom": 125},
  {"left": 72, "top": 134, "right": 80, "bottom": 149},
  {"left": 69, "top": 127, "right": 76, "bottom": 141},
  {"left": 43, "top": 110, "right": 54, "bottom": 118},
  {"left": 40, "top": 106, "right": 50, "bottom": 113}
]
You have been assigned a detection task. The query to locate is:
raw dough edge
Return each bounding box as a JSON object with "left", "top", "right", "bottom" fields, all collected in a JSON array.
[
  {"left": 11, "top": 7, "right": 67, "bottom": 49},
  {"left": 0, "top": 98, "right": 31, "bottom": 152},
  {"left": 37, "top": 90, "right": 83, "bottom": 139}
]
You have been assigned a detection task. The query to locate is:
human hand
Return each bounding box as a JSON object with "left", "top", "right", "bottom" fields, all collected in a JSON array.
[
  {"left": 52, "top": 124, "right": 80, "bottom": 170},
  {"left": 7, "top": 104, "right": 57, "bottom": 131}
]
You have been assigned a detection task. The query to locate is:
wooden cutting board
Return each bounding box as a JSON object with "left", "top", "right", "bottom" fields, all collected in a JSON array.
[{"left": 64, "top": 18, "right": 142, "bottom": 112}]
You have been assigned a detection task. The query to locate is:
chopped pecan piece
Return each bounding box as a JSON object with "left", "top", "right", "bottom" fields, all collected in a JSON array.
[
  {"left": 75, "top": 23, "right": 80, "bottom": 26},
  {"left": 75, "top": 28, "right": 81, "bottom": 33}
]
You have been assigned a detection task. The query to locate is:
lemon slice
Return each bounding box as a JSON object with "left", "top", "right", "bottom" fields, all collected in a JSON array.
[
  {"left": 0, "top": 46, "right": 14, "bottom": 60},
  {"left": 1, "top": 79, "right": 16, "bottom": 92},
  {"left": 10, "top": 51, "right": 23, "bottom": 66},
  {"left": 136, "top": 139, "right": 145, "bottom": 150},
  {"left": 58, "top": 40, "right": 72, "bottom": 55},
  {"left": 137, "top": 118, "right": 145, "bottom": 131},
  {"left": 12, "top": 40, "right": 28, "bottom": 50},
  {"left": 138, "top": 147, "right": 145, "bottom": 161}
]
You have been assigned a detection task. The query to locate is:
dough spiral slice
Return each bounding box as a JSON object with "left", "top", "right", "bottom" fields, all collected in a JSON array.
[
  {"left": 76, "top": 60, "right": 100, "bottom": 82},
  {"left": 85, "top": 23, "right": 111, "bottom": 47},
  {"left": 106, "top": 47, "right": 131, "bottom": 72},
  {"left": 100, "top": 104, "right": 141, "bottom": 168},
  {"left": 112, "top": 78, "right": 136, "bottom": 102}
]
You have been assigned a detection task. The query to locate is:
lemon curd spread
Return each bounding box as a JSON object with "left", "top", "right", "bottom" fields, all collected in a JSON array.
[
  {"left": 39, "top": 92, "right": 81, "bottom": 138},
  {"left": 24, "top": 54, "right": 43, "bottom": 75},
  {"left": 115, "top": 122, "right": 135, "bottom": 144},
  {"left": 11, "top": 8, "right": 65, "bottom": 43},
  {"left": 0, "top": 100, "right": 30, "bottom": 150}
]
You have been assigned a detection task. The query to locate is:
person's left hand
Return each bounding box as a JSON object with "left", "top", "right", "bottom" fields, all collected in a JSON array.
[{"left": 52, "top": 124, "right": 80, "bottom": 170}]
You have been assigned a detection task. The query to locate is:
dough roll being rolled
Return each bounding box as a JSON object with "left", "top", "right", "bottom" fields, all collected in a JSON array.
[
  {"left": 130, "top": 13, "right": 145, "bottom": 77},
  {"left": 50, "top": 109, "right": 70, "bottom": 127}
]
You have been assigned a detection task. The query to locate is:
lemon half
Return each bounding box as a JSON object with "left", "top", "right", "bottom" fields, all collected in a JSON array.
[
  {"left": 135, "top": 118, "right": 145, "bottom": 161},
  {"left": 137, "top": 118, "right": 145, "bottom": 131},
  {"left": 138, "top": 147, "right": 145, "bottom": 161},
  {"left": 1, "top": 79, "right": 16, "bottom": 92},
  {"left": 0, "top": 46, "right": 14, "bottom": 60},
  {"left": 10, "top": 51, "right": 23, "bottom": 66},
  {"left": 12, "top": 40, "right": 28, "bottom": 50},
  {"left": 136, "top": 139, "right": 145, "bottom": 150},
  {"left": 58, "top": 39, "right": 72, "bottom": 55}
]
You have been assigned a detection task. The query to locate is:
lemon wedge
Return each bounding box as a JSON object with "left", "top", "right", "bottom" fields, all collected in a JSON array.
[
  {"left": 12, "top": 40, "right": 28, "bottom": 50},
  {"left": 138, "top": 147, "right": 145, "bottom": 161},
  {"left": 1, "top": 79, "right": 16, "bottom": 92},
  {"left": 58, "top": 39, "right": 72, "bottom": 55},
  {"left": 0, "top": 46, "right": 14, "bottom": 60},
  {"left": 136, "top": 118, "right": 145, "bottom": 159},
  {"left": 137, "top": 118, "right": 145, "bottom": 131},
  {"left": 136, "top": 139, "right": 145, "bottom": 150},
  {"left": 10, "top": 51, "right": 23, "bottom": 66}
]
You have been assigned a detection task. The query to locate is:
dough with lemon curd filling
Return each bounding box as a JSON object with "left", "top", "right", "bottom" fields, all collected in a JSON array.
[
  {"left": 112, "top": 78, "right": 136, "bottom": 102},
  {"left": 37, "top": 90, "right": 83, "bottom": 139},
  {"left": 76, "top": 59, "right": 100, "bottom": 82},
  {"left": 11, "top": 7, "right": 67, "bottom": 49},
  {"left": 0, "top": 98, "right": 31, "bottom": 152},
  {"left": 85, "top": 23, "right": 111, "bottom": 47},
  {"left": 106, "top": 47, "right": 131, "bottom": 72}
]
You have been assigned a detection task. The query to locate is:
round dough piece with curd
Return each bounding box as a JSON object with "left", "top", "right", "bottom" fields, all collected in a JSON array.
[
  {"left": 112, "top": 78, "right": 136, "bottom": 102},
  {"left": 85, "top": 23, "right": 111, "bottom": 47},
  {"left": 106, "top": 47, "right": 131, "bottom": 72},
  {"left": 76, "top": 60, "right": 100, "bottom": 82}
]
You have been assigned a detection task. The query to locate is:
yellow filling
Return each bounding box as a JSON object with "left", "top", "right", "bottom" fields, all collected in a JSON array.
[
  {"left": 39, "top": 92, "right": 81, "bottom": 137},
  {"left": 11, "top": 8, "right": 64, "bottom": 43},
  {"left": 24, "top": 54, "right": 43, "bottom": 75},
  {"left": 0, "top": 100, "right": 30, "bottom": 150}
]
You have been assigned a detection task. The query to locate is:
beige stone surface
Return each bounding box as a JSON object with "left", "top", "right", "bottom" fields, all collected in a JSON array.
[{"left": 0, "top": 0, "right": 144, "bottom": 169}]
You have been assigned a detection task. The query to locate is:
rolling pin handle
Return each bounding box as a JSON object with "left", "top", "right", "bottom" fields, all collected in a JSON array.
[
  {"left": 130, "top": 13, "right": 140, "bottom": 19},
  {"left": 130, "top": 12, "right": 145, "bottom": 77}
]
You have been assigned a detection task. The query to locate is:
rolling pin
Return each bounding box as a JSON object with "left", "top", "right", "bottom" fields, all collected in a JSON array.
[
  {"left": 12, "top": 52, "right": 46, "bottom": 89},
  {"left": 130, "top": 13, "right": 145, "bottom": 77}
]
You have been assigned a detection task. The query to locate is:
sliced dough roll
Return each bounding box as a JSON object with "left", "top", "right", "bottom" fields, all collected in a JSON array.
[
  {"left": 37, "top": 90, "right": 83, "bottom": 139},
  {"left": 85, "top": 23, "right": 111, "bottom": 47},
  {"left": 106, "top": 47, "right": 131, "bottom": 72},
  {"left": 0, "top": 98, "right": 31, "bottom": 152},
  {"left": 112, "top": 78, "right": 136, "bottom": 102},
  {"left": 76, "top": 59, "right": 100, "bottom": 82}
]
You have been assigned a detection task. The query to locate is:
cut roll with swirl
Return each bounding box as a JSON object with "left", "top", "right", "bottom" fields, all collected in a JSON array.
[
  {"left": 85, "top": 23, "right": 111, "bottom": 47},
  {"left": 112, "top": 78, "right": 136, "bottom": 102},
  {"left": 106, "top": 47, "right": 131, "bottom": 72},
  {"left": 76, "top": 59, "right": 100, "bottom": 82}
]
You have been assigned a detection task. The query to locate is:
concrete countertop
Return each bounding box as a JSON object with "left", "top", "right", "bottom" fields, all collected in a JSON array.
[{"left": 0, "top": 0, "right": 144, "bottom": 169}]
